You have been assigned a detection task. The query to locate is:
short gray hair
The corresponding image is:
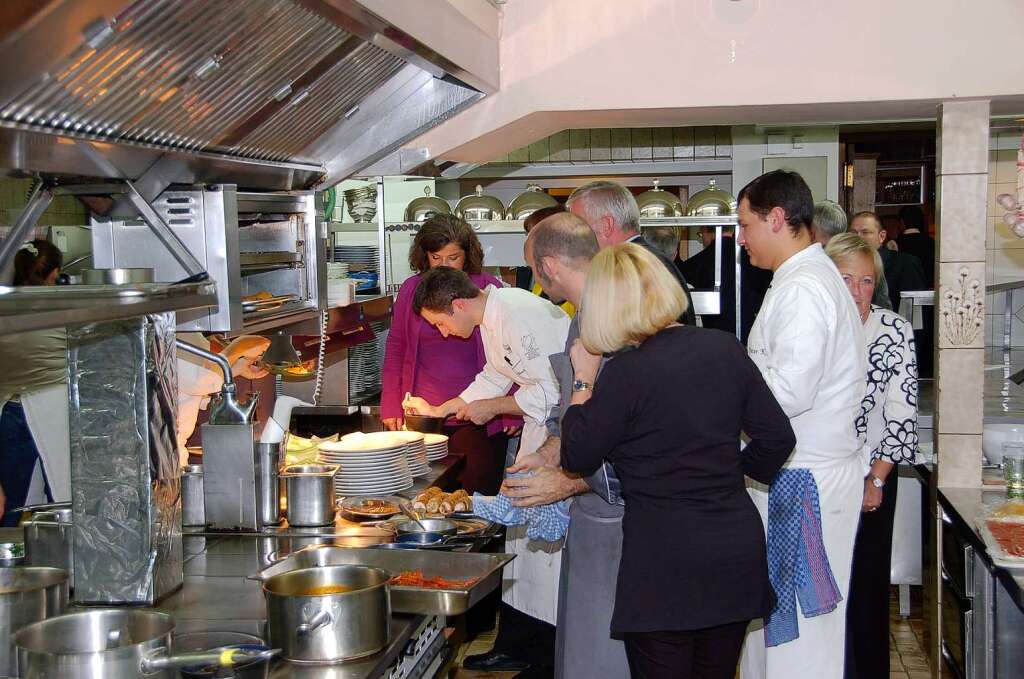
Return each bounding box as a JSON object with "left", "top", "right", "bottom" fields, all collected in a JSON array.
[
  {"left": 528, "top": 212, "right": 599, "bottom": 284},
  {"left": 566, "top": 180, "right": 640, "bottom": 233},
  {"left": 813, "top": 200, "right": 848, "bottom": 241},
  {"left": 641, "top": 226, "right": 680, "bottom": 260}
]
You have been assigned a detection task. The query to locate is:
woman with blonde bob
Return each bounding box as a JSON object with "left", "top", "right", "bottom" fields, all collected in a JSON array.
[
  {"left": 560, "top": 243, "right": 796, "bottom": 679},
  {"left": 825, "top": 233, "right": 918, "bottom": 679}
]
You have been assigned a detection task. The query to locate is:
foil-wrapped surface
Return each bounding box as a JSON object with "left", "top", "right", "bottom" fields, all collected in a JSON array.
[{"left": 67, "top": 313, "right": 182, "bottom": 604}]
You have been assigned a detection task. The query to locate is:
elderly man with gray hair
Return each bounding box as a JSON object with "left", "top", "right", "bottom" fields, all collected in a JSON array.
[
  {"left": 567, "top": 180, "right": 697, "bottom": 326},
  {"left": 812, "top": 199, "right": 848, "bottom": 245}
]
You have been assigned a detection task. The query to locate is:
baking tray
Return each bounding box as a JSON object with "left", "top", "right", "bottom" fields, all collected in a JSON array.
[{"left": 247, "top": 545, "right": 515, "bottom": 616}]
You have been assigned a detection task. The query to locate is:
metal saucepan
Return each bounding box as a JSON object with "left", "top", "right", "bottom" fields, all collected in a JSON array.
[
  {"left": 23, "top": 508, "right": 74, "bottom": 588},
  {"left": 402, "top": 414, "right": 445, "bottom": 434},
  {"left": 14, "top": 609, "right": 277, "bottom": 679},
  {"left": 0, "top": 567, "right": 68, "bottom": 676},
  {"left": 393, "top": 518, "right": 458, "bottom": 538},
  {"left": 264, "top": 565, "right": 390, "bottom": 663}
]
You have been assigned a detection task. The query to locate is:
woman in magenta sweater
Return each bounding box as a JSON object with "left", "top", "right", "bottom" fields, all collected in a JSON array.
[{"left": 381, "top": 214, "right": 516, "bottom": 494}]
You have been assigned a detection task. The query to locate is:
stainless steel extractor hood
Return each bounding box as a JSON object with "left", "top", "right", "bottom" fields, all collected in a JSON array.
[{"left": 0, "top": 0, "right": 495, "bottom": 193}]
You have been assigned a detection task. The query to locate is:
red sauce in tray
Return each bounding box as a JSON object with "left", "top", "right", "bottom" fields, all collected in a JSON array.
[
  {"left": 986, "top": 520, "right": 1024, "bottom": 557},
  {"left": 388, "top": 570, "right": 479, "bottom": 589}
]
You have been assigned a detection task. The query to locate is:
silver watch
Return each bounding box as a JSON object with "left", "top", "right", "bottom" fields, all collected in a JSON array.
[
  {"left": 572, "top": 379, "right": 592, "bottom": 393},
  {"left": 868, "top": 474, "right": 884, "bottom": 489}
]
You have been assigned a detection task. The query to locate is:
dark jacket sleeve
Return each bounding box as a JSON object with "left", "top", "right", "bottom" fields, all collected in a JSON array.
[
  {"left": 737, "top": 344, "right": 797, "bottom": 484},
  {"left": 560, "top": 360, "right": 632, "bottom": 476}
]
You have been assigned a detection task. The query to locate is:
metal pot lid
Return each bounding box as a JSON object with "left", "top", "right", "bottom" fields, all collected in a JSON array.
[
  {"left": 636, "top": 179, "right": 683, "bottom": 218},
  {"left": 685, "top": 179, "right": 736, "bottom": 216},
  {"left": 506, "top": 184, "right": 558, "bottom": 220},
  {"left": 404, "top": 186, "right": 451, "bottom": 222},
  {"left": 455, "top": 185, "right": 505, "bottom": 221}
]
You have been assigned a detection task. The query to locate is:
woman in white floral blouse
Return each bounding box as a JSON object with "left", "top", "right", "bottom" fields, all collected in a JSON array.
[{"left": 825, "top": 233, "right": 918, "bottom": 679}]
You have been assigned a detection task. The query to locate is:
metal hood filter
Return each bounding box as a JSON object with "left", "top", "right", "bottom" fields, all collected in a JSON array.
[{"left": 0, "top": 0, "right": 487, "bottom": 191}]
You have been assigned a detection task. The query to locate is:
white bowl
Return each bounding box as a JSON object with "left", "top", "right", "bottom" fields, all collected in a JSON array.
[{"left": 982, "top": 423, "right": 1024, "bottom": 465}]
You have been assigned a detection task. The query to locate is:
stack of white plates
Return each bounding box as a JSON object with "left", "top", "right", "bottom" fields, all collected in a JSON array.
[
  {"left": 423, "top": 433, "right": 449, "bottom": 461},
  {"left": 393, "top": 431, "right": 430, "bottom": 477},
  {"left": 331, "top": 245, "right": 379, "bottom": 272},
  {"left": 318, "top": 433, "right": 413, "bottom": 496},
  {"left": 349, "top": 321, "right": 387, "bottom": 402}
]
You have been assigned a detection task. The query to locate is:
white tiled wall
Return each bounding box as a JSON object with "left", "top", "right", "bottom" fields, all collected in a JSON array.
[{"left": 985, "top": 129, "right": 1024, "bottom": 348}]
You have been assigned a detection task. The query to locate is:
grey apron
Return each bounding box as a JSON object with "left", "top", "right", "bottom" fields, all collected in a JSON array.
[{"left": 554, "top": 492, "right": 629, "bottom": 679}]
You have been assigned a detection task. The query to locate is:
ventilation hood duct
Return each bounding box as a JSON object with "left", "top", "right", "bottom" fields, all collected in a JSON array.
[{"left": 0, "top": 0, "right": 494, "bottom": 195}]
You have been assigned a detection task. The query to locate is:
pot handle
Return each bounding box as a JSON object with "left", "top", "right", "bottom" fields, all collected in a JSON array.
[
  {"left": 296, "top": 610, "right": 332, "bottom": 636},
  {"left": 140, "top": 646, "right": 279, "bottom": 675}
]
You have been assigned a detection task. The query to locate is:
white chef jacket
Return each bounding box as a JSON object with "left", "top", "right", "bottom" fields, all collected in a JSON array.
[
  {"left": 742, "top": 243, "right": 867, "bottom": 679},
  {"left": 176, "top": 333, "right": 226, "bottom": 465},
  {"left": 460, "top": 285, "right": 570, "bottom": 624}
]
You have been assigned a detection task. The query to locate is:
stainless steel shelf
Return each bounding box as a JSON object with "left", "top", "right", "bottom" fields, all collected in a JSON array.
[
  {"left": 0, "top": 281, "right": 218, "bottom": 336},
  {"left": 639, "top": 215, "right": 739, "bottom": 228}
]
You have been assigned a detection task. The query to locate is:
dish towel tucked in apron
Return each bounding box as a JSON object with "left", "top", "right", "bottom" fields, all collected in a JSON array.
[{"left": 765, "top": 468, "right": 842, "bottom": 647}]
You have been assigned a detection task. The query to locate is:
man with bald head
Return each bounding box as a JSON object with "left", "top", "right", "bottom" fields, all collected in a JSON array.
[
  {"left": 567, "top": 180, "right": 697, "bottom": 325},
  {"left": 503, "top": 211, "right": 631, "bottom": 678}
]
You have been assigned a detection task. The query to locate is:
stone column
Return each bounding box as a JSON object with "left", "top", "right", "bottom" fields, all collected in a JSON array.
[{"left": 935, "top": 99, "right": 989, "bottom": 488}]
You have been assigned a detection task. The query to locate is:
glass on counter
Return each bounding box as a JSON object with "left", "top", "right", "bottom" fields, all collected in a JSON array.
[{"left": 1003, "top": 443, "right": 1024, "bottom": 499}]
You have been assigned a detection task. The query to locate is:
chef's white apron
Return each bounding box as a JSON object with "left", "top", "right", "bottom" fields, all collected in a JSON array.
[
  {"left": 500, "top": 419, "right": 563, "bottom": 625},
  {"left": 740, "top": 457, "right": 862, "bottom": 679},
  {"left": 19, "top": 384, "right": 71, "bottom": 502}
]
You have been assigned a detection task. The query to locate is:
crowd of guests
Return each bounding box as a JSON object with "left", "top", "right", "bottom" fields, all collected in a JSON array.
[{"left": 382, "top": 171, "right": 923, "bottom": 679}]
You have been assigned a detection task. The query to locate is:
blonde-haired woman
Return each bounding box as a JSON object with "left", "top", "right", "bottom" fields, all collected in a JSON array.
[
  {"left": 560, "top": 243, "right": 795, "bottom": 679},
  {"left": 825, "top": 233, "right": 918, "bottom": 679}
]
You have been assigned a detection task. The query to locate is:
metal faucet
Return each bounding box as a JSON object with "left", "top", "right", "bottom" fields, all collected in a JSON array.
[{"left": 175, "top": 338, "right": 259, "bottom": 424}]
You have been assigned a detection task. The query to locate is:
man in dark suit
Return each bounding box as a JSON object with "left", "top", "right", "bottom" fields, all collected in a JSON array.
[
  {"left": 851, "top": 211, "right": 927, "bottom": 311},
  {"left": 566, "top": 180, "right": 697, "bottom": 325},
  {"left": 896, "top": 205, "right": 936, "bottom": 286},
  {"left": 679, "top": 226, "right": 772, "bottom": 343}
]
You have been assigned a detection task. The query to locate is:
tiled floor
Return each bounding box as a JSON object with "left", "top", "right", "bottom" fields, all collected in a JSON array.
[
  {"left": 889, "top": 586, "right": 933, "bottom": 679},
  {"left": 452, "top": 587, "right": 933, "bottom": 678}
]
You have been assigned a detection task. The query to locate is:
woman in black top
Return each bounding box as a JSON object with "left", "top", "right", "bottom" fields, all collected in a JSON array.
[{"left": 561, "top": 243, "right": 796, "bottom": 679}]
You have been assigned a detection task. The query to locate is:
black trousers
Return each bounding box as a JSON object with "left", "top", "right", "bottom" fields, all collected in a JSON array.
[
  {"left": 845, "top": 474, "right": 900, "bottom": 679},
  {"left": 621, "top": 620, "right": 749, "bottom": 679},
  {"left": 489, "top": 601, "right": 556, "bottom": 677}
]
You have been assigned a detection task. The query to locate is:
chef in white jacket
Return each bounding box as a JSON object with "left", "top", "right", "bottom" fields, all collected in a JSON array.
[
  {"left": 736, "top": 170, "right": 866, "bottom": 679},
  {"left": 403, "top": 266, "right": 570, "bottom": 643}
]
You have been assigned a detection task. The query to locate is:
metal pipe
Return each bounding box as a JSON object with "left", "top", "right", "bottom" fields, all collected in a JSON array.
[
  {"left": 0, "top": 180, "right": 54, "bottom": 280},
  {"left": 175, "top": 338, "right": 234, "bottom": 390}
]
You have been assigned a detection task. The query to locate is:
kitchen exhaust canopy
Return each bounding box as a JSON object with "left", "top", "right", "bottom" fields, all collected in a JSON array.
[{"left": 0, "top": 0, "right": 494, "bottom": 193}]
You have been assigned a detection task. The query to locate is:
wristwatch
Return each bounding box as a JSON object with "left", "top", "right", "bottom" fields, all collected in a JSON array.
[
  {"left": 868, "top": 474, "right": 885, "bottom": 489},
  {"left": 572, "top": 379, "right": 592, "bottom": 393}
]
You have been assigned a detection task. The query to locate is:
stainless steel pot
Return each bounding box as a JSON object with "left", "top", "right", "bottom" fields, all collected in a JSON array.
[
  {"left": 282, "top": 465, "right": 338, "bottom": 527},
  {"left": 264, "top": 565, "right": 390, "bottom": 663},
  {"left": 23, "top": 508, "right": 74, "bottom": 587},
  {"left": 14, "top": 609, "right": 275, "bottom": 679},
  {"left": 0, "top": 567, "right": 68, "bottom": 676},
  {"left": 256, "top": 442, "right": 282, "bottom": 526},
  {"left": 81, "top": 268, "right": 154, "bottom": 285}
]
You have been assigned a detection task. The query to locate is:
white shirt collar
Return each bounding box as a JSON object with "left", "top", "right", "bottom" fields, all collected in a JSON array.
[
  {"left": 480, "top": 284, "right": 500, "bottom": 330},
  {"left": 774, "top": 242, "right": 822, "bottom": 280}
]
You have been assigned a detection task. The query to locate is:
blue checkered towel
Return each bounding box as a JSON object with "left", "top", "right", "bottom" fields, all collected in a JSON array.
[
  {"left": 764, "top": 468, "right": 843, "bottom": 647},
  {"left": 471, "top": 488, "right": 570, "bottom": 542}
]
